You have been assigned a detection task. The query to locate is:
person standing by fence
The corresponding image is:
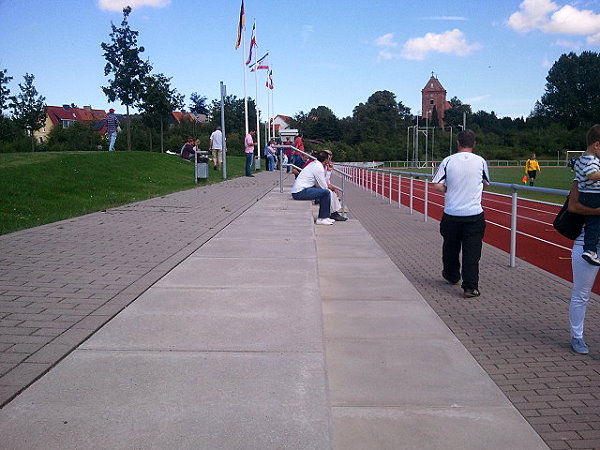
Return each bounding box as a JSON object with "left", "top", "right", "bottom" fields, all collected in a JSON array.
[{"left": 432, "top": 129, "right": 490, "bottom": 298}]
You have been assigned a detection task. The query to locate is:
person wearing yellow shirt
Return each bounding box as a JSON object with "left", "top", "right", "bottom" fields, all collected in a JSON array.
[{"left": 525, "top": 153, "right": 541, "bottom": 186}]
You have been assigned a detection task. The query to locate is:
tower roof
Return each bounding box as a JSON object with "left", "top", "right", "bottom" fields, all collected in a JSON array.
[{"left": 422, "top": 75, "right": 446, "bottom": 93}]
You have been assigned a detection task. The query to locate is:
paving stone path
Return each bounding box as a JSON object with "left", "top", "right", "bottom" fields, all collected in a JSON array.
[
  {"left": 0, "top": 174, "right": 279, "bottom": 407},
  {"left": 344, "top": 181, "right": 600, "bottom": 450}
]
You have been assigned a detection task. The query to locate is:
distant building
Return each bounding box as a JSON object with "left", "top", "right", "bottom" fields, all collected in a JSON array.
[
  {"left": 34, "top": 105, "right": 108, "bottom": 143},
  {"left": 271, "top": 115, "right": 293, "bottom": 134},
  {"left": 167, "top": 111, "right": 208, "bottom": 127},
  {"left": 421, "top": 74, "right": 451, "bottom": 128}
]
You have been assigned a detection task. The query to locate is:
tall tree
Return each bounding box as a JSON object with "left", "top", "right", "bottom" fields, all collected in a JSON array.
[
  {"left": 0, "top": 69, "right": 14, "bottom": 144},
  {"left": 101, "top": 6, "right": 152, "bottom": 150},
  {"left": 0, "top": 69, "right": 12, "bottom": 114},
  {"left": 189, "top": 92, "right": 209, "bottom": 115},
  {"left": 352, "top": 90, "right": 409, "bottom": 142},
  {"left": 138, "top": 73, "right": 184, "bottom": 152},
  {"left": 302, "top": 106, "right": 341, "bottom": 141},
  {"left": 534, "top": 51, "right": 600, "bottom": 128},
  {"left": 9, "top": 73, "right": 46, "bottom": 152}
]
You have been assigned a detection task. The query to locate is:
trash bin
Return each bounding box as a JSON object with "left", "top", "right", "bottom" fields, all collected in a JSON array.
[{"left": 195, "top": 151, "right": 209, "bottom": 183}]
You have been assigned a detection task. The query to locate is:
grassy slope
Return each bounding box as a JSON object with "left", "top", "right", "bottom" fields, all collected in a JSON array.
[{"left": 0, "top": 152, "right": 247, "bottom": 235}]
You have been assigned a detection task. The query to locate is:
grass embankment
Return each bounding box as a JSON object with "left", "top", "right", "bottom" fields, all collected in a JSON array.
[{"left": 0, "top": 151, "right": 249, "bottom": 235}]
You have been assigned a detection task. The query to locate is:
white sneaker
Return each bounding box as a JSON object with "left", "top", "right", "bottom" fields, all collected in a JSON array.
[
  {"left": 316, "top": 218, "right": 334, "bottom": 225},
  {"left": 582, "top": 251, "right": 600, "bottom": 266}
]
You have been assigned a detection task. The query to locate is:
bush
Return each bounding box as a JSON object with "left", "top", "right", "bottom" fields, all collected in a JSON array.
[{"left": 0, "top": 136, "right": 31, "bottom": 153}]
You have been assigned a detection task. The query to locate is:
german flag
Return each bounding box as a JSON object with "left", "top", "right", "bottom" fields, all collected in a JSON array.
[{"left": 235, "top": 0, "right": 245, "bottom": 49}]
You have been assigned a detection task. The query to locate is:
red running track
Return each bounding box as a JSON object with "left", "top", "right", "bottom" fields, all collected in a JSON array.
[{"left": 347, "top": 168, "right": 597, "bottom": 294}]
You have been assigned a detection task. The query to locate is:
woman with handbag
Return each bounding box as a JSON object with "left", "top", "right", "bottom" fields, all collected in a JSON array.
[{"left": 567, "top": 179, "right": 600, "bottom": 354}]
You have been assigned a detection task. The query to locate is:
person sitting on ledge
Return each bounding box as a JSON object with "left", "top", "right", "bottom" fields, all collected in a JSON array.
[{"left": 291, "top": 150, "right": 334, "bottom": 225}]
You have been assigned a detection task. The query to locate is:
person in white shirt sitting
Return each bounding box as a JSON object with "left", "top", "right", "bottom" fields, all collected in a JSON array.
[{"left": 290, "top": 151, "right": 334, "bottom": 225}]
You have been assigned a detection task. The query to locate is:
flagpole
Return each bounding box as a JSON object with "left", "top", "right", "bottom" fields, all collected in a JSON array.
[
  {"left": 267, "top": 83, "right": 273, "bottom": 142},
  {"left": 270, "top": 66, "right": 275, "bottom": 139},
  {"left": 242, "top": 25, "right": 248, "bottom": 137},
  {"left": 253, "top": 21, "right": 260, "bottom": 170}
]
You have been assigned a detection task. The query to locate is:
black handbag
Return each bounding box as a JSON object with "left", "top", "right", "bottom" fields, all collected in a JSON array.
[{"left": 553, "top": 196, "right": 585, "bottom": 240}]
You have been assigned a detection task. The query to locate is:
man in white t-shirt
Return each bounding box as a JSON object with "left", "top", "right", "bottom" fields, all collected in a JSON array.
[
  {"left": 209, "top": 126, "right": 223, "bottom": 171},
  {"left": 291, "top": 151, "right": 334, "bottom": 225},
  {"left": 432, "top": 129, "right": 490, "bottom": 298}
]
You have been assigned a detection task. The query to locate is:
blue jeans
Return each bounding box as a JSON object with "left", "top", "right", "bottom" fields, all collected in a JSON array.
[
  {"left": 266, "top": 155, "right": 274, "bottom": 171},
  {"left": 245, "top": 153, "right": 253, "bottom": 176},
  {"left": 292, "top": 188, "right": 331, "bottom": 219},
  {"left": 108, "top": 131, "right": 117, "bottom": 151}
]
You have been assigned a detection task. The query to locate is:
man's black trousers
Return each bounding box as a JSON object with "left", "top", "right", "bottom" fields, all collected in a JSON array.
[{"left": 440, "top": 212, "right": 486, "bottom": 291}]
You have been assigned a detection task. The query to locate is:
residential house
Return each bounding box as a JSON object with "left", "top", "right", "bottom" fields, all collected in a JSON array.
[
  {"left": 34, "top": 105, "right": 108, "bottom": 144},
  {"left": 167, "top": 111, "right": 208, "bottom": 127},
  {"left": 270, "top": 114, "right": 292, "bottom": 135}
]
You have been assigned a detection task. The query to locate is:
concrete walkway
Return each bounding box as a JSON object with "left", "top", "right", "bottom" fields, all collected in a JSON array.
[{"left": 0, "top": 172, "right": 549, "bottom": 449}]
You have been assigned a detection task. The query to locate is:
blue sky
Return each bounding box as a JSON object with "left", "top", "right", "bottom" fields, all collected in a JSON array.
[{"left": 1, "top": 0, "right": 600, "bottom": 121}]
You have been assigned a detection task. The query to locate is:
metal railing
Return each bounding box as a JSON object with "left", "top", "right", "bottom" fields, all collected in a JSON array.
[{"left": 337, "top": 164, "right": 569, "bottom": 268}]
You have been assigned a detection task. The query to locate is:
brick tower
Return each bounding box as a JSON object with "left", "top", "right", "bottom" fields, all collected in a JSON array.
[{"left": 421, "top": 73, "right": 450, "bottom": 128}]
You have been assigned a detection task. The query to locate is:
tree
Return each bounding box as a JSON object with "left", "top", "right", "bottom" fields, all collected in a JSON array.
[
  {"left": 9, "top": 73, "right": 46, "bottom": 152},
  {"left": 444, "top": 96, "right": 472, "bottom": 129},
  {"left": 209, "top": 95, "right": 256, "bottom": 139},
  {"left": 302, "top": 106, "right": 341, "bottom": 141},
  {"left": 189, "top": 92, "right": 209, "bottom": 115},
  {"left": 350, "top": 90, "right": 412, "bottom": 156},
  {"left": 0, "top": 69, "right": 12, "bottom": 114},
  {"left": 534, "top": 51, "right": 600, "bottom": 128},
  {"left": 101, "top": 6, "right": 152, "bottom": 150},
  {"left": 430, "top": 105, "right": 440, "bottom": 128},
  {"left": 138, "top": 73, "right": 184, "bottom": 152}
]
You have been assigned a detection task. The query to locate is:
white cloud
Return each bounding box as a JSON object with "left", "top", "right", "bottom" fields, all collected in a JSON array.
[
  {"left": 507, "top": 0, "right": 558, "bottom": 32},
  {"left": 302, "top": 25, "right": 314, "bottom": 44},
  {"left": 401, "top": 29, "right": 482, "bottom": 60},
  {"left": 374, "top": 33, "right": 398, "bottom": 48},
  {"left": 378, "top": 49, "right": 396, "bottom": 60},
  {"left": 98, "top": 0, "right": 170, "bottom": 12},
  {"left": 543, "top": 5, "right": 600, "bottom": 35},
  {"left": 465, "top": 94, "right": 490, "bottom": 104},
  {"left": 374, "top": 33, "right": 400, "bottom": 60},
  {"left": 553, "top": 38, "right": 581, "bottom": 49},
  {"left": 508, "top": 0, "right": 600, "bottom": 44},
  {"left": 589, "top": 32, "right": 600, "bottom": 44},
  {"left": 542, "top": 56, "right": 553, "bottom": 68}
]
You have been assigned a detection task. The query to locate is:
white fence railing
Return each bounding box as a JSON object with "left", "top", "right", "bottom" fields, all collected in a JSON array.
[{"left": 336, "top": 164, "right": 569, "bottom": 268}]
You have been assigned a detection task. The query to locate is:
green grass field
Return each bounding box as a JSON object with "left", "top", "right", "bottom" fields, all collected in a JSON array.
[
  {"left": 0, "top": 154, "right": 574, "bottom": 236},
  {"left": 0, "top": 151, "right": 250, "bottom": 235}
]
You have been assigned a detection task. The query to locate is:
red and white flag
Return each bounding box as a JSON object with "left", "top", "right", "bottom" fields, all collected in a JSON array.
[
  {"left": 266, "top": 69, "right": 274, "bottom": 89},
  {"left": 249, "top": 53, "right": 269, "bottom": 71},
  {"left": 245, "top": 21, "right": 257, "bottom": 65}
]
